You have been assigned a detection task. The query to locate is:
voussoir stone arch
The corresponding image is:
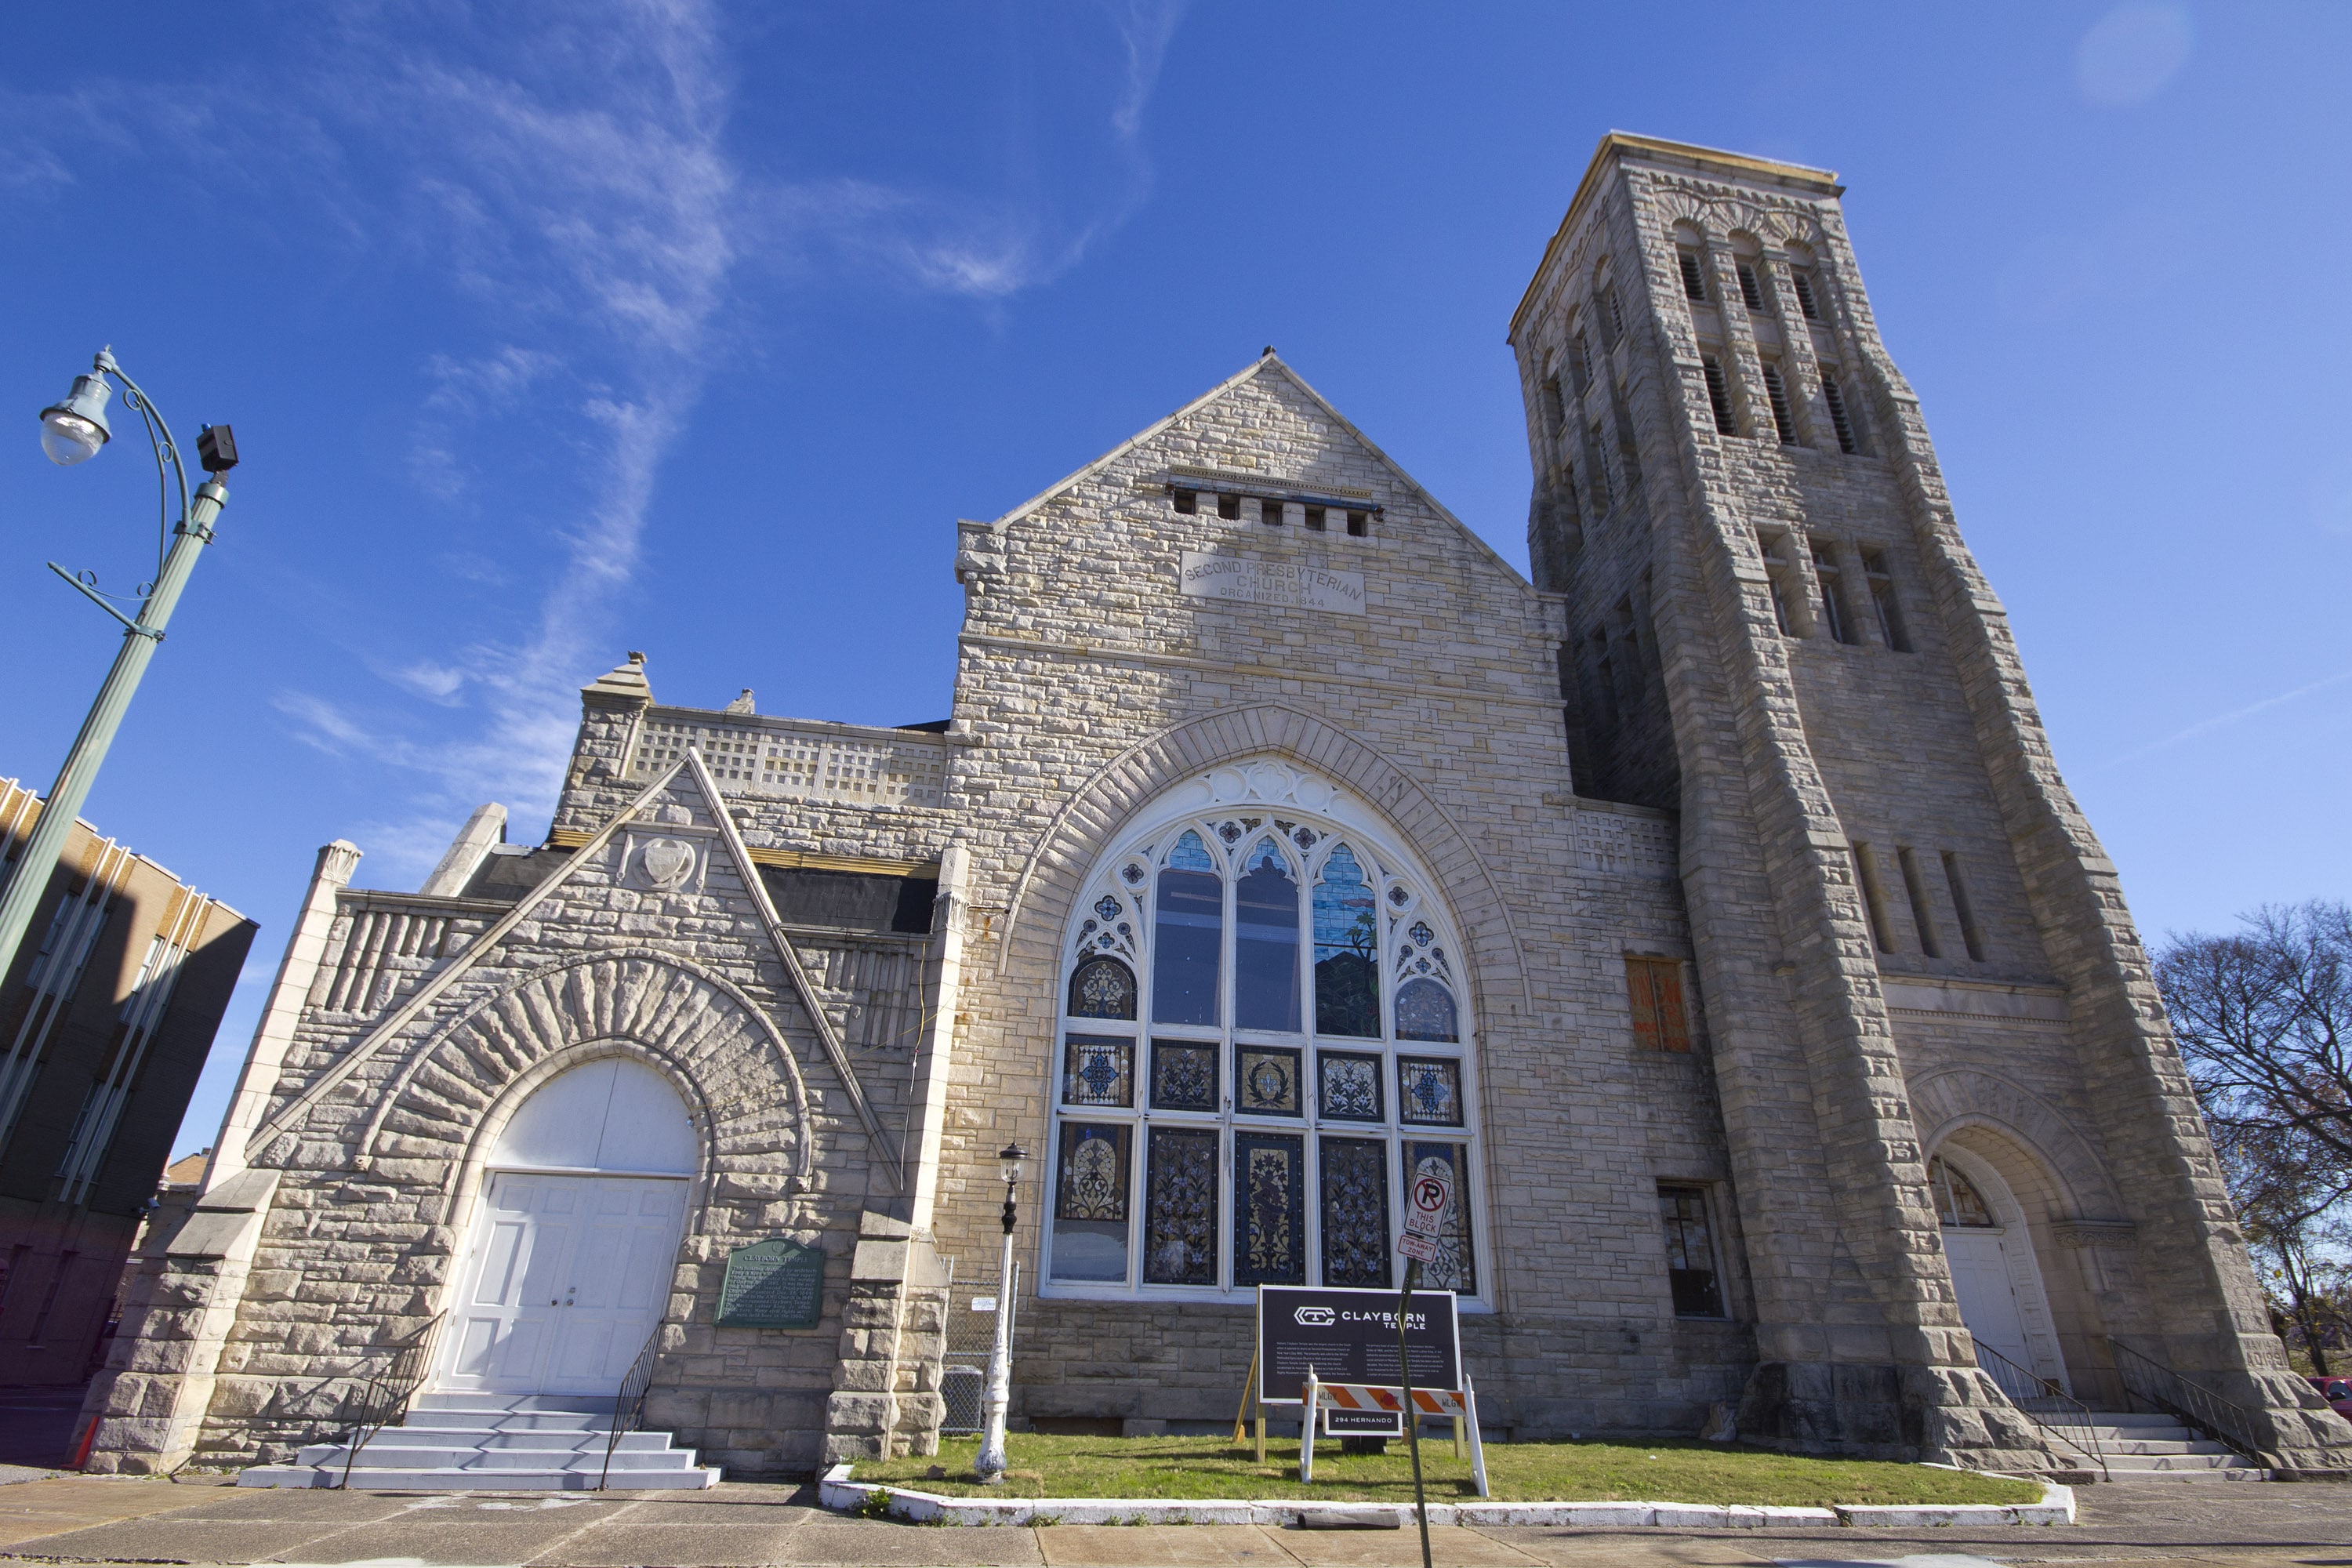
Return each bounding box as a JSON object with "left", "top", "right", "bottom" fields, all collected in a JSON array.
[
  {"left": 1909, "top": 1067, "right": 2125, "bottom": 1221},
  {"left": 996, "top": 703, "right": 1534, "bottom": 1019},
  {"left": 351, "top": 949, "right": 815, "bottom": 1187}
]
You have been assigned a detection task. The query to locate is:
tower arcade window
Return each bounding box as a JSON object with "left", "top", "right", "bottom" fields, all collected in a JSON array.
[
  {"left": 1791, "top": 269, "right": 1821, "bottom": 321},
  {"left": 1735, "top": 261, "right": 1766, "bottom": 312},
  {"left": 1657, "top": 1185, "right": 1724, "bottom": 1316},
  {"left": 1862, "top": 550, "right": 1911, "bottom": 651},
  {"left": 1820, "top": 370, "right": 1860, "bottom": 453},
  {"left": 1760, "top": 363, "right": 1798, "bottom": 445},
  {"left": 1701, "top": 358, "right": 1739, "bottom": 436},
  {"left": 1811, "top": 543, "right": 1858, "bottom": 644},
  {"left": 1542, "top": 374, "right": 1569, "bottom": 436},
  {"left": 1677, "top": 249, "right": 1709, "bottom": 302},
  {"left": 1049, "top": 795, "right": 1482, "bottom": 1301}
]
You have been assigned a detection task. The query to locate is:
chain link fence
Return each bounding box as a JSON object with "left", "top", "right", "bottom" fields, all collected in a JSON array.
[{"left": 938, "top": 1259, "right": 1017, "bottom": 1436}]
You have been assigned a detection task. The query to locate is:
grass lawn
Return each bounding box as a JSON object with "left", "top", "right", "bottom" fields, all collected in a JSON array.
[{"left": 853, "top": 1433, "right": 2044, "bottom": 1507}]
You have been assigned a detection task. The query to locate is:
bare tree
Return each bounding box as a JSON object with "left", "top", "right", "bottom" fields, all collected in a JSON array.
[{"left": 2157, "top": 902, "right": 2352, "bottom": 1373}]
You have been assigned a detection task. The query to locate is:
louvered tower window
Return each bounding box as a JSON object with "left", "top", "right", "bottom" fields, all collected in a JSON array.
[
  {"left": 1820, "top": 371, "right": 1859, "bottom": 453},
  {"left": 1759, "top": 364, "right": 1797, "bottom": 445},
  {"left": 1791, "top": 270, "right": 1821, "bottom": 321},
  {"left": 1676, "top": 249, "right": 1708, "bottom": 302},
  {"left": 1735, "top": 261, "right": 1766, "bottom": 312},
  {"left": 1542, "top": 374, "right": 1568, "bottom": 435},
  {"left": 1700, "top": 357, "right": 1738, "bottom": 435}
]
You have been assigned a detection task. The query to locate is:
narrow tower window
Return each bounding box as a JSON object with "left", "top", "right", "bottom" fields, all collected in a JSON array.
[
  {"left": 1657, "top": 1186, "right": 1723, "bottom": 1316},
  {"left": 1701, "top": 358, "right": 1739, "bottom": 435},
  {"left": 1677, "top": 249, "right": 1708, "bottom": 302},
  {"left": 1760, "top": 363, "right": 1797, "bottom": 445},
  {"left": 1542, "top": 374, "right": 1568, "bottom": 435},
  {"left": 1569, "top": 332, "right": 1593, "bottom": 395},
  {"left": 1897, "top": 847, "right": 1942, "bottom": 958},
  {"left": 1601, "top": 285, "right": 1624, "bottom": 345},
  {"left": 1587, "top": 421, "right": 1613, "bottom": 509},
  {"left": 1862, "top": 549, "right": 1911, "bottom": 651},
  {"left": 1811, "top": 543, "right": 1857, "bottom": 644},
  {"left": 1758, "top": 530, "right": 1798, "bottom": 635},
  {"left": 1735, "top": 261, "right": 1766, "bottom": 312},
  {"left": 1791, "top": 269, "right": 1821, "bottom": 321},
  {"left": 1820, "top": 370, "right": 1860, "bottom": 454},
  {"left": 1851, "top": 844, "right": 1896, "bottom": 955},
  {"left": 1942, "top": 852, "right": 1987, "bottom": 962}
]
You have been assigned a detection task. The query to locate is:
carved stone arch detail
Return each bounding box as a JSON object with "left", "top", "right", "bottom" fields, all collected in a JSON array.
[
  {"left": 996, "top": 704, "right": 1534, "bottom": 1021},
  {"left": 1909, "top": 1068, "right": 2125, "bottom": 1220},
  {"left": 348, "top": 948, "right": 815, "bottom": 1185}
]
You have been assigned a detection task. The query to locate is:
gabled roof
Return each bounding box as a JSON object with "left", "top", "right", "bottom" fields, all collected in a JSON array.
[
  {"left": 984, "top": 353, "right": 1534, "bottom": 593},
  {"left": 249, "top": 749, "right": 903, "bottom": 1182}
]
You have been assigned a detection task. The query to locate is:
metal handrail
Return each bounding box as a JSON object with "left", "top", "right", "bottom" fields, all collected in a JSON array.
[
  {"left": 2107, "top": 1337, "right": 2274, "bottom": 1468},
  {"left": 599, "top": 1324, "right": 666, "bottom": 1490},
  {"left": 337, "top": 1312, "right": 445, "bottom": 1489},
  {"left": 1969, "top": 1339, "right": 2109, "bottom": 1481}
]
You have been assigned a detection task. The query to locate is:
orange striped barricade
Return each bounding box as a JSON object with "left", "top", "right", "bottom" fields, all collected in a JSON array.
[{"left": 1297, "top": 1370, "right": 1488, "bottom": 1497}]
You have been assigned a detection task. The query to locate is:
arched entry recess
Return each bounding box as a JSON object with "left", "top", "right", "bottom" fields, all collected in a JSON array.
[
  {"left": 438, "top": 1057, "right": 698, "bottom": 1396},
  {"left": 1929, "top": 1144, "right": 2068, "bottom": 1393}
]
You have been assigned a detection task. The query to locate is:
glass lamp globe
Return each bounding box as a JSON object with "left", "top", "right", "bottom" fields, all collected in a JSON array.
[{"left": 41, "top": 409, "right": 107, "bottom": 466}]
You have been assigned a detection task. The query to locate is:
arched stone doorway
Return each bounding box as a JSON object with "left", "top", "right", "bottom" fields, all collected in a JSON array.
[
  {"left": 438, "top": 1056, "right": 698, "bottom": 1396},
  {"left": 1929, "top": 1144, "right": 2068, "bottom": 1393}
]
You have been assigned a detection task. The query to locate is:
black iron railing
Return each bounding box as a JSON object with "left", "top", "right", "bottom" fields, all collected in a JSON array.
[
  {"left": 336, "top": 1312, "right": 445, "bottom": 1489},
  {"left": 2107, "top": 1337, "right": 2272, "bottom": 1468},
  {"left": 599, "top": 1324, "right": 666, "bottom": 1490},
  {"left": 1970, "top": 1339, "right": 2108, "bottom": 1481}
]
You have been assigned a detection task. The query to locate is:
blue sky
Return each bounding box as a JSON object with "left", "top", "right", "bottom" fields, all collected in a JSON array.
[{"left": 3, "top": 2, "right": 2347, "bottom": 1163}]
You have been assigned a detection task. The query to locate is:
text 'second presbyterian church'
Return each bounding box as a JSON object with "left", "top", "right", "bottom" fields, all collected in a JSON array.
[{"left": 85, "top": 135, "right": 2352, "bottom": 1480}]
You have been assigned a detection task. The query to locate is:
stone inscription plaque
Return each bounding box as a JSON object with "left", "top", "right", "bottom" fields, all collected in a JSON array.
[
  {"left": 1180, "top": 552, "right": 1365, "bottom": 615},
  {"left": 714, "top": 1238, "right": 824, "bottom": 1329}
]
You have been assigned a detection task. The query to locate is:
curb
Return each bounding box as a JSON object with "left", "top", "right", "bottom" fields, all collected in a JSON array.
[{"left": 817, "top": 1465, "right": 2074, "bottom": 1528}]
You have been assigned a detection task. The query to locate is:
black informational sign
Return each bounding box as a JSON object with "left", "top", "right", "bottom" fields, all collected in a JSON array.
[
  {"left": 714, "top": 1239, "right": 823, "bottom": 1329},
  {"left": 1255, "top": 1285, "right": 1460, "bottom": 1404}
]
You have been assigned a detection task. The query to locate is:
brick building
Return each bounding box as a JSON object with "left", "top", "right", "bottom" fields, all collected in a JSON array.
[
  {"left": 84, "top": 134, "right": 2352, "bottom": 1482},
  {"left": 0, "top": 779, "right": 256, "bottom": 1394}
]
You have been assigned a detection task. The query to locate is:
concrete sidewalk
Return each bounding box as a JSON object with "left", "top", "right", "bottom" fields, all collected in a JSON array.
[{"left": 1, "top": 1475, "right": 2349, "bottom": 1566}]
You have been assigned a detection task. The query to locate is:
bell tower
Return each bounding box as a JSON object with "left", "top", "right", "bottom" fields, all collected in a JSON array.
[{"left": 1509, "top": 134, "right": 2347, "bottom": 1466}]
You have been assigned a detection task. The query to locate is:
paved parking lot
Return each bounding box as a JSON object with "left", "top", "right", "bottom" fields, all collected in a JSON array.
[{"left": 1, "top": 1475, "right": 2349, "bottom": 1567}]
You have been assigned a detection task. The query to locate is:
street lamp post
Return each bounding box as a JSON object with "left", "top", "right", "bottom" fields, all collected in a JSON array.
[
  {"left": 973, "top": 1142, "right": 1027, "bottom": 1485},
  {"left": 0, "top": 350, "right": 237, "bottom": 988}
]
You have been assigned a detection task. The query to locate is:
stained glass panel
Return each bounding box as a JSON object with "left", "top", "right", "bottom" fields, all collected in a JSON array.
[
  {"left": 1316, "top": 1051, "right": 1382, "bottom": 1121},
  {"left": 1051, "top": 1123, "right": 1131, "bottom": 1283},
  {"left": 1068, "top": 956, "right": 1136, "bottom": 1021},
  {"left": 1142, "top": 1127, "right": 1218, "bottom": 1285},
  {"left": 1234, "top": 839, "right": 1301, "bottom": 1033},
  {"left": 1319, "top": 1136, "right": 1390, "bottom": 1288},
  {"left": 1153, "top": 833, "right": 1222, "bottom": 1026},
  {"left": 1233, "top": 1133, "right": 1305, "bottom": 1286},
  {"left": 1397, "top": 1057, "right": 1462, "bottom": 1126},
  {"left": 1312, "top": 845, "right": 1380, "bottom": 1037},
  {"left": 1396, "top": 977, "right": 1458, "bottom": 1042},
  {"left": 1061, "top": 1035, "right": 1134, "bottom": 1108},
  {"left": 1403, "top": 1142, "right": 1475, "bottom": 1294},
  {"left": 1150, "top": 1040, "right": 1218, "bottom": 1112},
  {"left": 1235, "top": 1044, "right": 1302, "bottom": 1117}
]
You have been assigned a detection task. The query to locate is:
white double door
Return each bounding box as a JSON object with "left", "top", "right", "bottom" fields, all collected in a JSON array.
[{"left": 443, "top": 1172, "right": 687, "bottom": 1396}]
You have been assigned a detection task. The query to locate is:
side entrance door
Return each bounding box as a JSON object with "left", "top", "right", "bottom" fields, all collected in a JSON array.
[
  {"left": 442, "top": 1172, "right": 687, "bottom": 1396},
  {"left": 1943, "top": 1226, "right": 2032, "bottom": 1375}
]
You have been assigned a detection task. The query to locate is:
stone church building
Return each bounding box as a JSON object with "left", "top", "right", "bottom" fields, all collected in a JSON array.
[{"left": 83, "top": 134, "right": 2351, "bottom": 1481}]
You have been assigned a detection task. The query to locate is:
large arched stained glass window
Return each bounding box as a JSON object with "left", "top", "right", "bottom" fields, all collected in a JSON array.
[{"left": 1047, "top": 771, "right": 1484, "bottom": 1302}]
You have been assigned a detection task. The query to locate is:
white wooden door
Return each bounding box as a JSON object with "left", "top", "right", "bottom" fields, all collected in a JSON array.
[
  {"left": 443, "top": 1173, "right": 686, "bottom": 1395},
  {"left": 1944, "top": 1228, "right": 2032, "bottom": 1374}
]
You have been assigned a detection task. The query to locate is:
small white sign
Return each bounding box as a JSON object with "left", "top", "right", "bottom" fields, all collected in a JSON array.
[
  {"left": 1405, "top": 1171, "right": 1454, "bottom": 1237},
  {"left": 971, "top": 1297, "right": 997, "bottom": 1312},
  {"left": 1180, "top": 551, "right": 1366, "bottom": 615},
  {"left": 1398, "top": 1232, "right": 1443, "bottom": 1264}
]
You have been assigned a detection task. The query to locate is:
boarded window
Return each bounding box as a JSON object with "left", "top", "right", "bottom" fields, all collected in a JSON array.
[{"left": 1625, "top": 956, "right": 1690, "bottom": 1052}]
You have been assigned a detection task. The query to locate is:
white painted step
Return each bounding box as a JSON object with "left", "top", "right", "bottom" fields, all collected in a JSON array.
[{"left": 238, "top": 1392, "right": 718, "bottom": 1490}]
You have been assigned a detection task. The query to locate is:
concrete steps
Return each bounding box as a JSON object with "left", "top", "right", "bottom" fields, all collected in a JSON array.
[
  {"left": 238, "top": 1392, "right": 719, "bottom": 1490},
  {"left": 2077, "top": 1410, "right": 2265, "bottom": 1481}
]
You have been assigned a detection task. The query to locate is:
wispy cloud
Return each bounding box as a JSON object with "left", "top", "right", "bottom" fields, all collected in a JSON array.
[
  {"left": 5, "top": 0, "right": 1189, "bottom": 879},
  {"left": 2098, "top": 667, "right": 2352, "bottom": 769}
]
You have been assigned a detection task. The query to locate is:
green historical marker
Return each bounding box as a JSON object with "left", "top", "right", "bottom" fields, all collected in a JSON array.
[{"left": 715, "top": 1239, "right": 825, "bottom": 1329}]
